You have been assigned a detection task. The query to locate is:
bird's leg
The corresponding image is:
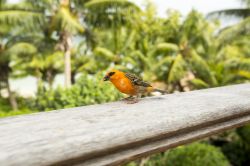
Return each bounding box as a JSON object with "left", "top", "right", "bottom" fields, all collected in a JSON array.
[
  {"left": 126, "top": 94, "right": 140, "bottom": 104},
  {"left": 121, "top": 96, "right": 134, "bottom": 101}
]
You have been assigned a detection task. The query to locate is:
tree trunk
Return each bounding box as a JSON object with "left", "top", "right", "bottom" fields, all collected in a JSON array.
[
  {"left": 177, "top": 81, "right": 185, "bottom": 92},
  {"left": 61, "top": 32, "right": 72, "bottom": 88},
  {"left": 6, "top": 78, "right": 18, "bottom": 110},
  {"left": 64, "top": 46, "right": 71, "bottom": 88},
  {"left": 35, "top": 68, "right": 42, "bottom": 90},
  {"left": 71, "top": 71, "right": 76, "bottom": 85},
  {"left": 46, "top": 70, "right": 54, "bottom": 89}
]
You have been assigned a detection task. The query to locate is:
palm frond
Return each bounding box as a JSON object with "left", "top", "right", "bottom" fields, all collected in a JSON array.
[
  {"left": 0, "top": 10, "right": 43, "bottom": 29},
  {"left": 225, "top": 58, "right": 250, "bottom": 71},
  {"left": 85, "top": 0, "right": 140, "bottom": 28},
  {"left": 153, "top": 56, "right": 175, "bottom": 71},
  {"left": 2, "top": 1, "right": 41, "bottom": 11},
  {"left": 130, "top": 50, "right": 150, "bottom": 66},
  {"left": 208, "top": 8, "right": 250, "bottom": 19},
  {"left": 93, "top": 47, "right": 115, "bottom": 60},
  {"left": 85, "top": 0, "right": 140, "bottom": 10},
  {"left": 237, "top": 70, "right": 250, "bottom": 79},
  {"left": 241, "top": 0, "right": 250, "bottom": 7},
  {"left": 156, "top": 43, "right": 179, "bottom": 53},
  {"left": 7, "top": 42, "right": 37, "bottom": 56},
  {"left": 24, "top": 0, "right": 59, "bottom": 11},
  {"left": 217, "top": 17, "right": 250, "bottom": 44},
  {"left": 121, "top": 29, "right": 136, "bottom": 52},
  {"left": 167, "top": 54, "right": 187, "bottom": 83},
  {"left": 188, "top": 50, "right": 217, "bottom": 86},
  {"left": 189, "top": 78, "right": 210, "bottom": 89},
  {"left": 50, "top": 6, "right": 84, "bottom": 34}
]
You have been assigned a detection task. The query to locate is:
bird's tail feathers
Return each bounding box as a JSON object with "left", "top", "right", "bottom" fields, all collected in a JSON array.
[{"left": 153, "top": 89, "right": 168, "bottom": 94}]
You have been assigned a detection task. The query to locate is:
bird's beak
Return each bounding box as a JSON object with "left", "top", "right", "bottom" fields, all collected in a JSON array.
[{"left": 103, "top": 75, "right": 110, "bottom": 81}]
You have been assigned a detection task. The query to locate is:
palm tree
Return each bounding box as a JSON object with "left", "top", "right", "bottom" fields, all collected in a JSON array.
[
  {"left": 127, "top": 9, "right": 218, "bottom": 91},
  {"left": 209, "top": 0, "right": 250, "bottom": 19},
  {"left": 0, "top": 37, "right": 36, "bottom": 110},
  {"left": 205, "top": 0, "right": 250, "bottom": 88},
  {"left": 84, "top": 0, "right": 140, "bottom": 55},
  {"left": 0, "top": 0, "right": 84, "bottom": 88},
  {"left": 1, "top": 0, "right": 140, "bottom": 88},
  {"left": 49, "top": 0, "right": 84, "bottom": 87},
  {"left": 208, "top": 0, "right": 250, "bottom": 44},
  {"left": 70, "top": 42, "right": 96, "bottom": 83}
]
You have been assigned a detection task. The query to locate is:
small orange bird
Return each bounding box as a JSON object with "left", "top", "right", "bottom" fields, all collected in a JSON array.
[{"left": 103, "top": 69, "right": 167, "bottom": 103}]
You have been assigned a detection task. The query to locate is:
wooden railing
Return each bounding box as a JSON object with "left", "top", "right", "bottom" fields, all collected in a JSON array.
[{"left": 1, "top": 84, "right": 250, "bottom": 166}]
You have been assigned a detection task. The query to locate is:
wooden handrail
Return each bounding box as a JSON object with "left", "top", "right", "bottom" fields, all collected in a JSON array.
[{"left": 0, "top": 84, "right": 250, "bottom": 166}]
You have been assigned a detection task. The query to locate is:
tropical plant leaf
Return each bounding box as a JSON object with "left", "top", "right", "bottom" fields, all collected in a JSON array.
[
  {"left": 208, "top": 9, "right": 250, "bottom": 19},
  {"left": 237, "top": 70, "right": 250, "bottom": 79},
  {"left": 50, "top": 6, "right": 84, "bottom": 34},
  {"left": 84, "top": 0, "right": 140, "bottom": 28},
  {"left": 225, "top": 58, "right": 250, "bottom": 71},
  {"left": 7, "top": 42, "right": 37, "bottom": 55},
  {"left": 167, "top": 54, "right": 187, "bottom": 83},
  {"left": 93, "top": 47, "right": 115, "bottom": 60},
  {"left": 188, "top": 50, "right": 217, "bottom": 86},
  {"left": 153, "top": 56, "right": 175, "bottom": 71},
  {"left": 85, "top": 0, "right": 140, "bottom": 10},
  {"left": 217, "top": 17, "right": 250, "bottom": 44},
  {"left": 189, "top": 78, "right": 209, "bottom": 89},
  {"left": 156, "top": 43, "right": 179, "bottom": 53},
  {"left": 0, "top": 10, "right": 43, "bottom": 28}
]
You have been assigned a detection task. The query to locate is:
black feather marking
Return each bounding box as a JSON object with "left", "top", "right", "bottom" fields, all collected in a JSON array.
[
  {"left": 109, "top": 72, "right": 115, "bottom": 76},
  {"left": 125, "top": 72, "right": 152, "bottom": 87}
]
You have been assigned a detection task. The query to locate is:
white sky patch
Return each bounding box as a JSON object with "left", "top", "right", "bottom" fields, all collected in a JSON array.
[
  {"left": 132, "top": 0, "right": 243, "bottom": 16},
  {"left": 8, "top": 0, "right": 19, "bottom": 3}
]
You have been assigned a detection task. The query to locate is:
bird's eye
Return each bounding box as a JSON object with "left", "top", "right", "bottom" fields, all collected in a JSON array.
[{"left": 109, "top": 72, "right": 115, "bottom": 76}]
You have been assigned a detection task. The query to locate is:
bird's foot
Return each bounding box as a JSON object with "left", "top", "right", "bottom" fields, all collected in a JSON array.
[
  {"left": 126, "top": 98, "right": 139, "bottom": 104},
  {"left": 121, "top": 96, "right": 134, "bottom": 101}
]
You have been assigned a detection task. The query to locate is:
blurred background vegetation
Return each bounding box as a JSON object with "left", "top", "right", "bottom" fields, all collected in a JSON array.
[{"left": 0, "top": 0, "right": 250, "bottom": 165}]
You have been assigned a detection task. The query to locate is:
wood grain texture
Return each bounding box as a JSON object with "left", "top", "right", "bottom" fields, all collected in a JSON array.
[{"left": 1, "top": 84, "right": 250, "bottom": 166}]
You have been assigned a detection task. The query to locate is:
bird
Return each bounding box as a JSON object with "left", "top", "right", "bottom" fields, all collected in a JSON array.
[{"left": 103, "top": 69, "right": 167, "bottom": 103}]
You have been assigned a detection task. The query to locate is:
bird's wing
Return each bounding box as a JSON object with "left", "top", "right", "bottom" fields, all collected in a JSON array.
[{"left": 125, "top": 72, "right": 152, "bottom": 87}]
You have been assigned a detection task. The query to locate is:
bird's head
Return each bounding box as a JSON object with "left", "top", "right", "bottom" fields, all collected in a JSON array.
[{"left": 103, "top": 69, "right": 121, "bottom": 81}]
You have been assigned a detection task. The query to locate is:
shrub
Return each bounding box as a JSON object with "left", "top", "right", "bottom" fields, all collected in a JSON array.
[
  {"left": 236, "top": 124, "right": 250, "bottom": 145},
  {"left": 30, "top": 73, "right": 123, "bottom": 111},
  {"left": 0, "top": 97, "right": 11, "bottom": 113},
  {"left": 0, "top": 97, "right": 35, "bottom": 117},
  {"left": 221, "top": 125, "right": 250, "bottom": 166},
  {"left": 127, "top": 142, "right": 230, "bottom": 166}
]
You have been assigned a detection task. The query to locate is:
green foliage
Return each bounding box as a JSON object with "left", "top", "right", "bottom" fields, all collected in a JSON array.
[
  {"left": 30, "top": 73, "right": 122, "bottom": 111},
  {"left": 188, "top": 50, "right": 217, "bottom": 86},
  {"left": 127, "top": 143, "right": 230, "bottom": 166},
  {"left": 188, "top": 78, "right": 209, "bottom": 89},
  {"left": 0, "top": 97, "right": 35, "bottom": 117},
  {"left": 167, "top": 54, "right": 187, "bottom": 83},
  {"left": 50, "top": 6, "right": 84, "bottom": 34},
  {"left": 0, "top": 108, "right": 34, "bottom": 117},
  {"left": 237, "top": 124, "right": 250, "bottom": 144},
  {"left": 0, "top": 97, "right": 11, "bottom": 112},
  {"left": 218, "top": 18, "right": 250, "bottom": 44},
  {"left": 212, "top": 125, "right": 250, "bottom": 166},
  {"left": 222, "top": 140, "right": 250, "bottom": 166}
]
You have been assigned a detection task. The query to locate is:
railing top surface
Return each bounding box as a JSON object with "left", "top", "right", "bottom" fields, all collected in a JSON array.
[{"left": 1, "top": 84, "right": 250, "bottom": 166}]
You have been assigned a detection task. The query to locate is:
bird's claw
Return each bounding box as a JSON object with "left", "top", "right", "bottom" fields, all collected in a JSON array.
[
  {"left": 126, "top": 99, "right": 139, "bottom": 104},
  {"left": 121, "top": 96, "right": 134, "bottom": 101}
]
